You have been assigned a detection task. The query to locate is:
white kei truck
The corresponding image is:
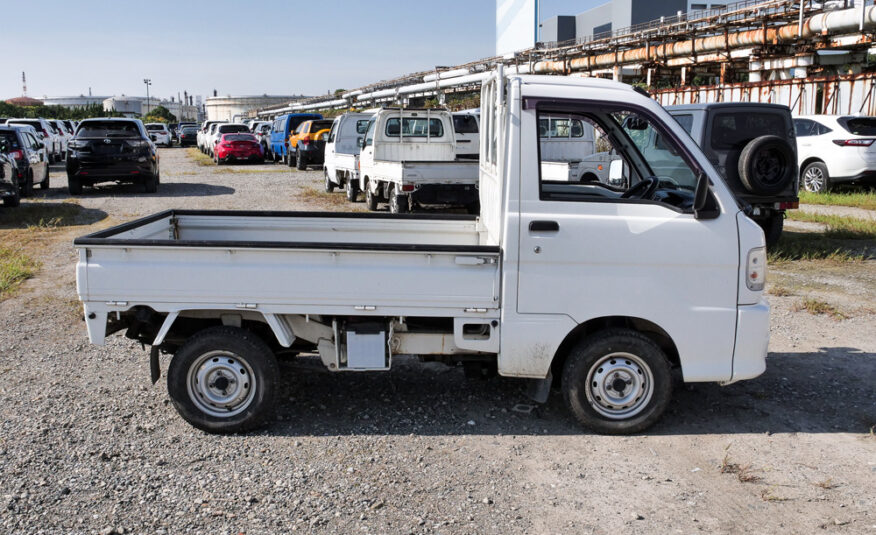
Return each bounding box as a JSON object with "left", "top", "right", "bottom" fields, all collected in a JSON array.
[
  {"left": 74, "top": 70, "right": 770, "bottom": 435},
  {"left": 538, "top": 115, "right": 622, "bottom": 184},
  {"left": 323, "top": 112, "right": 374, "bottom": 202},
  {"left": 357, "top": 108, "right": 480, "bottom": 213}
]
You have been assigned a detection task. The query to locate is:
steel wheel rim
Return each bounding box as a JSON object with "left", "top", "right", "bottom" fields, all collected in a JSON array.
[
  {"left": 754, "top": 149, "right": 785, "bottom": 185},
  {"left": 803, "top": 166, "right": 824, "bottom": 192},
  {"left": 187, "top": 350, "right": 256, "bottom": 418},
  {"left": 585, "top": 352, "right": 654, "bottom": 419}
]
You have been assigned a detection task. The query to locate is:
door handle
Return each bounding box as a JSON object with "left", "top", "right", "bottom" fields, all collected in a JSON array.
[{"left": 529, "top": 220, "right": 560, "bottom": 232}]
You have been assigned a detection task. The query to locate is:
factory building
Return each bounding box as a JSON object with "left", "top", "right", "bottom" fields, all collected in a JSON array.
[{"left": 204, "top": 95, "right": 307, "bottom": 122}]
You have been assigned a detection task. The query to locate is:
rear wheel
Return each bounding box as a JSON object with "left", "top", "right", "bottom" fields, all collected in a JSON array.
[
  {"left": 346, "top": 178, "right": 359, "bottom": 202},
  {"left": 758, "top": 212, "right": 784, "bottom": 248},
  {"left": 39, "top": 165, "right": 50, "bottom": 189},
  {"left": 296, "top": 152, "right": 307, "bottom": 170},
  {"left": 167, "top": 326, "right": 278, "bottom": 434},
  {"left": 562, "top": 329, "right": 672, "bottom": 435},
  {"left": 3, "top": 186, "right": 20, "bottom": 207},
  {"left": 388, "top": 185, "right": 409, "bottom": 214},
  {"left": 801, "top": 161, "right": 830, "bottom": 193},
  {"left": 22, "top": 171, "right": 34, "bottom": 198},
  {"left": 365, "top": 180, "right": 379, "bottom": 211},
  {"left": 67, "top": 174, "right": 82, "bottom": 195},
  {"left": 144, "top": 172, "right": 159, "bottom": 193}
]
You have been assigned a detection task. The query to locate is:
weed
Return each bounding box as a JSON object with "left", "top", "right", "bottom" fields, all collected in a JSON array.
[
  {"left": 814, "top": 478, "right": 837, "bottom": 490},
  {"left": 186, "top": 148, "right": 214, "bottom": 166},
  {"left": 760, "top": 488, "right": 790, "bottom": 502},
  {"left": 793, "top": 298, "right": 846, "bottom": 319},
  {"left": 0, "top": 202, "right": 98, "bottom": 229},
  {"left": 768, "top": 285, "right": 793, "bottom": 297},
  {"left": 768, "top": 232, "right": 869, "bottom": 263},
  {"left": 719, "top": 454, "right": 762, "bottom": 483},
  {"left": 798, "top": 190, "right": 876, "bottom": 211},
  {"left": 787, "top": 211, "right": 876, "bottom": 240},
  {"left": 299, "top": 186, "right": 357, "bottom": 209},
  {"left": 0, "top": 247, "right": 39, "bottom": 298}
]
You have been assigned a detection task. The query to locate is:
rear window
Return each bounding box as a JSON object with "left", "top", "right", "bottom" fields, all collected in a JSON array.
[
  {"left": 837, "top": 116, "right": 876, "bottom": 135},
  {"left": 8, "top": 120, "right": 40, "bottom": 129},
  {"left": 710, "top": 112, "right": 787, "bottom": 150},
  {"left": 385, "top": 117, "right": 444, "bottom": 137},
  {"left": 218, "top": 125, "right": 249, "bottom": 133},
  {"left": 77, "top": 121, "right": 142, "bottom": 138},
  {"left": 0, "top": 132, "right": 21, "bottom": 150},
  {"left": 356, "top": 120, "right": 369, "bottom": 134},
  {"left": 224, "top": 134, "right": 257, "bottom": 142},
  {"left": 453, "top": 115, "right": 479, "bottom": 134},
  {"left": 672, "top": 114, "right": 694, "bottom": 134},
  {"left": 181, "top": 127, "right": 198, "bottom": 134},
  {"left": 538, "top": 117, "right": 585, "bottom": 138},
  {"left": 311, "top": 121, "right": 334, "bottom": 132},
  {"left": 145, "top": 124, "right": 165, "bottom": 131}
]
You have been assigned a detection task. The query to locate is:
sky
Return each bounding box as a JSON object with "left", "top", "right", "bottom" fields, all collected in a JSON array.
[{"left": 2, "top": 0, "right": 603, "bottom": 102}]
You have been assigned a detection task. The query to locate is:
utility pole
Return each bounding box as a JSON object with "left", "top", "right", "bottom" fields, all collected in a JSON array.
[{"left": 143, "top": 78, "right": 152, "bottom": 116}]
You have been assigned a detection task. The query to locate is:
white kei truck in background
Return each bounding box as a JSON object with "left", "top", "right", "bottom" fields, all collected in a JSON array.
[
  {"left": 358, "top": 108, "right": 479, "bottom": 213},
  {"left": 323, "top": 112, "right": 374, "bottom": 202},
  {"left": 538, "top": 115, "right": 621, "bottom": 184},
  {"left": 74, "top": 70, "right": 770, "bottom": 435}
]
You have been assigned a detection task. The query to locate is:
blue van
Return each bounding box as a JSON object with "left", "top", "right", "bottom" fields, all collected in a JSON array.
[{"left": 268, "top": 113, "right": 322, "bottom": 163}]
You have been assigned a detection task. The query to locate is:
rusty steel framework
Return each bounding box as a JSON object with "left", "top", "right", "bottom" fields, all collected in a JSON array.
[{"left": 256, "top": 0, "right": 876, "bottom": 117}]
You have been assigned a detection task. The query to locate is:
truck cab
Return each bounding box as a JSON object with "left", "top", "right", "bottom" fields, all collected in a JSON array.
[
  {"left": 324, "top": 112, "right": 373, "bottom": 200},
  {"left": 74, "top": 71, "right": 769, "bottom": 436}
]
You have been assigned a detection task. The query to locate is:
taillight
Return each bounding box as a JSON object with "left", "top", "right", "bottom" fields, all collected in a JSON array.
[
  {"left": 9, "top": 150, "right": 23, "bottom": 160},
  {"left": 832, "top": 139, "right": 875, "bottom": 146},
  {"left": 300, "top": 139, "right": 310, "bottom": 146},
  {"left": 40, "top": 130, "right": 48, "bottom": 138},
  {"left": 746, "top": 247, "right": 766, "bottom": 291}
]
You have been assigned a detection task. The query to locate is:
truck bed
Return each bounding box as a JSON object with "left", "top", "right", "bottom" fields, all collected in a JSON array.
[
  {"left": 369, "top": 159, "right": 478, "bottom": 185},
  {"left": 74, "top": 210, "right": 501, "bottom": 318}
]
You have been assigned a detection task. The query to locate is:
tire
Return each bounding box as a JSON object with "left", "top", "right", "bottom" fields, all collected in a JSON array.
[
  {"left": 167, "top": 326, "right": 278, "bottom": 434},
  {"left": 39, "top": 165, "right": 50, "bottom": 189},
  {"left": 346, "top": 179, "right": 359, "bottom": 203},
  {"left": 283, "top": 152, "right": 289, "bottom": 166},
  {"left": 144, "top": 173, "right": 159, "bottom": 193},
  {"left": 388, "top": 185, "right": 409, "bottom": 214},
  {"left": 365, "top": 180, "right": 379, "bottom": 211},
  {"left": 738, "top": 135, "right": 795, "bottom": 195},
  {"left": 324, "top": 169, "right": 335, "bottom": 193},
  {"left": 22, "top": 171, "right": 34, "bottom": 198},
  {"left": 67, "top": 174, "right": 82, "bottom": 195},
  {"left": 801, "top": 161, "right": 830, "bottom": 193},
  {"left": 758, "top": 212, "right": 784, "bottom": 248},
  {"left": 562, "top": 329, "right": 672, "bottom": 435},
  {"left": 2, "top": 186, "right": 20, "bottom": 207},
  {"left": 296, "top": 152, "right": 307, "bottom": 170}
]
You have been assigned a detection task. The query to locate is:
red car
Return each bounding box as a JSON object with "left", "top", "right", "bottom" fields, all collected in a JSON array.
[{"left": 213, "top": 133, "right": 264, "bottom": 165}]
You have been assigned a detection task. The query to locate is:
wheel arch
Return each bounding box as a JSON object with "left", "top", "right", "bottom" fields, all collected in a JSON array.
[
  {"left": 550, "top": 315, "right": 680, "bottom": 383},
  {"left": 799, "top": 156, "right": 825, "bottom": 175},
  {"left": 146, "top": 308, "right": 292, "bottom": 350}
]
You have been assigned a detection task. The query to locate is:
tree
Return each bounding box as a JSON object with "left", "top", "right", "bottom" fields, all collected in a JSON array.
[{"left": 142, "top": 105, "right": 176, "bottom": 123}]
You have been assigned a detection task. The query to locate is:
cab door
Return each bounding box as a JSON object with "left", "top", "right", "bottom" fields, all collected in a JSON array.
[{"left": 515, "top": 99, "right": 741, "bottom": 382}]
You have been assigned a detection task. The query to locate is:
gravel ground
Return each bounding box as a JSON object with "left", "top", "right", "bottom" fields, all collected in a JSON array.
[{"left": 0, "top": 148, "right": 874, "bottom": 534}]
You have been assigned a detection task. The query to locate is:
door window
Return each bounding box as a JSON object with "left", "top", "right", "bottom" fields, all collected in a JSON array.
[{"left": 537, "top": 104, "right": 702, "bottom": 213}]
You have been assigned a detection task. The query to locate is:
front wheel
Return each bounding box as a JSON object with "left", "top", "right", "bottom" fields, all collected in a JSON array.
[
  {"left": 365, "top": 181, "right": 379, "bottom": 211},
  {"left": 167, "top": 326, "right": 278, "bottom": 434},
  {"left": 324, "top": 169, "right": 335, "bottom": 192},
  {"left": 562, "top": 329, "right": 672, "bottom": 435},
  {"left": 346, "top": 179, "right": 359, "bottom": 202}
]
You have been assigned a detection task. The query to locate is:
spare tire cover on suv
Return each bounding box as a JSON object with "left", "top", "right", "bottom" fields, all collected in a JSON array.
[{"left": 737, "top": 135, "right": 795, "bottom": 195}]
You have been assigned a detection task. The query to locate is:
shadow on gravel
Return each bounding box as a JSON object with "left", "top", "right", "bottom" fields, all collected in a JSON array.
[
  {"left": 53, "top": 182, "right": 236, "bottom": 198},
  {"left": 266, "top": 347, "right": 875, "bottom": 437},
  {"left": 0, "top": 201, "right": 107, "bottom": 229}
]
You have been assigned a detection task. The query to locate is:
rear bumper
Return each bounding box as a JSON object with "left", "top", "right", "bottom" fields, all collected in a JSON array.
[
  {"left": 0, "top": 179, "right": 17, "bottom": 196},
  {"left": 67, "top": 156, "right": 155, "bottom": 181},
  {"left": 410, "top": 183, "right": 479, "bottom": 206},
  {"left": 725, "top": 299, "right": 770, "bottom": 385}
]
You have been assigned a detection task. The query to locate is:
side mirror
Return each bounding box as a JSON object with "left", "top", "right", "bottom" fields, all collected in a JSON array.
[
  {"left": 357, "top": 137, "right": 364, "bottom": 149},
  {"left": 37, "top": 142, "right": 45, "bottom": 149},
  {"left": 693, "top": 172, "right": 720, "bottom": 220},
  {"left": 0, "top": 141, "right": 7, "bottom": 153},
  {"left": 622, "top": 116, "right": 648, "bottom": 131}
]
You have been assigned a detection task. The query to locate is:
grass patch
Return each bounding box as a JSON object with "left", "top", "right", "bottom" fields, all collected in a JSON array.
[
  {"left": 0, "top": 201, "right": 103, "bottom": 229},
  {"left": 787, "top": 212, "right": 876, "bottom": 240},
  {"left": 768, "top": 232, "right": 870, "bottom": 263},
  {"left": 186, "top": 147, "right": 214, "bottom": 167},
  {"left": 0, "top": 247, "right": 39, "bottom": 298},
  {"left": 299, "top": 186, "right": 353, "bottom": 209},
  {"left": 799, "top": 190, "right": 876, "bottom": 211},
  {"left": 793, "top": 298, "right": 846, "bottom": 319}
]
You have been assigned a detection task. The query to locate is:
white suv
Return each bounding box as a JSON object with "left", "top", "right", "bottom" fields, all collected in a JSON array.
[
  {"left": 145, "top": 123, "right": 172, "bottom": 147},
  {"left": 794, "top": 115, "right": 876, "bottom": 192}
]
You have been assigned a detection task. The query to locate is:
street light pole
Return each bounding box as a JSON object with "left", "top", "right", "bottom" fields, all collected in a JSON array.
[{"left": 143, "top": 78, "right": 152, "bottom": 116}]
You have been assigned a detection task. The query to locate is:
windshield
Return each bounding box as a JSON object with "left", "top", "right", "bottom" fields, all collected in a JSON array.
[
  {"left": 77, "top": 121, "right": 142, "bottom": 138},
  {"left": 453, "top": 115, "right": 479, "bottom": 134},
  {"left": 224, "top": 134, "right": 257, "bottom": 142},
  {"left": 837, "top": 116, "right": 876, "bottom": 135}
]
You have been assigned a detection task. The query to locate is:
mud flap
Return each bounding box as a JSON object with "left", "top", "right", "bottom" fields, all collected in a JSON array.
[
  {"left": 150, "top": 346, "right": 160, "bottom": 384},
  {"left": 525, "top": 371, "right": 553, "bottom": 403}
]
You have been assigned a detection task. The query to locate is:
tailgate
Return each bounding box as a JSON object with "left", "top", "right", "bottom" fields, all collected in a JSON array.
[{"left": 398, "top": 161, "right": 479, "bottom": 184}]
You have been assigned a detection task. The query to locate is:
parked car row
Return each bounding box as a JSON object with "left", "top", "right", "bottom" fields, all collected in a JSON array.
[
  {"left": 0, "top": 123, "right": 52, "bottom": 207},
  {"left": 1, "top": 117, "right": 76, "bottom": 164}
]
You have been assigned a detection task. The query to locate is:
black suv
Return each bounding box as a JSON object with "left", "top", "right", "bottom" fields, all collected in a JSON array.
[
  {"left": 66, "top": 118, "right": 160, "bottom": 195},
  {"left": 667, "top": 103, "right": 798, "bottom": 247},
  {"left": 0, "top": 125, "right": 50, "bottom": 197}
]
